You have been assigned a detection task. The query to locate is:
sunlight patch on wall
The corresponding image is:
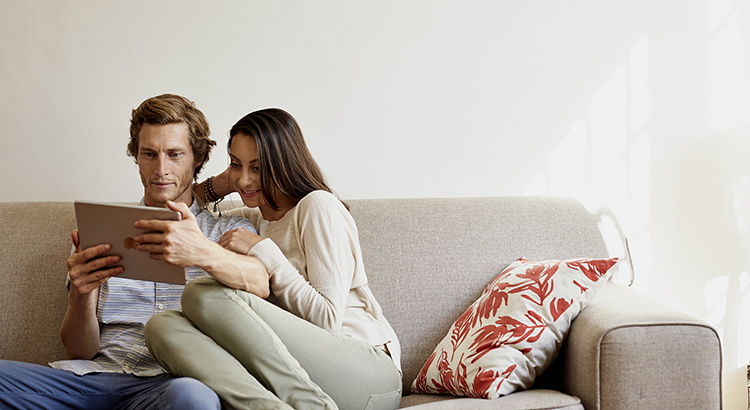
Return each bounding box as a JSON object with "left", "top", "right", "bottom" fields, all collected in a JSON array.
[
  {"left": 706, "top": 275, "right": 729, "bottom": 342},
  {"left": 707, "top": 0, "right": 750, "bottom": 379},
  {"left": 739, "top": 271, "right": 750, "bottom": 367},
  {"left": 526, "top": 37, "right": 651, "bottom": 289},
  {"left": 710, "top": 2, "right": 749, "bottom": 129},
  {"left": 710, "top": 0, "right": 738, "bottom": 28},
  {"left": 732, "top": 168, "right": 750, "bottom": 270},
  {"left": 731, "top": 162, "right": 750, "bottom": 369}
]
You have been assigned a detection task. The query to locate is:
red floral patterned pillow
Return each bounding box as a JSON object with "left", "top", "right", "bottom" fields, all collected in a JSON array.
[{"left": 411, "top": 257, "right": 619, "bottom": 399}]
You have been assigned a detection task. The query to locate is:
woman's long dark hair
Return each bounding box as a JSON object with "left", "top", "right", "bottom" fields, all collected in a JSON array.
[{"left": 229, "top": 108, "right": 341, "bottom": 211}]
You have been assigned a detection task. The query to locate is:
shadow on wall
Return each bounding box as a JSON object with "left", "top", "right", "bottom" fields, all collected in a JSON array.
[
  {"left": 526, "top": 36, "right": 650, "bottom": 290},
  {"left": 676, "top": 126, "right": 750, "bottom": 408}
]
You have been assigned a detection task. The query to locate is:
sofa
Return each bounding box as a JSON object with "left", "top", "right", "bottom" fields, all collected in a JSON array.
[{"left": 0, "top": 196, "right": 722, "bottom": 409}]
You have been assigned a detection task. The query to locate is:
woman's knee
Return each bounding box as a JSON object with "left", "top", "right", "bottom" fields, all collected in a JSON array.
[
  {"left": 145, "top": 311, "right": 182, "bottom": 343},
  {"left": 180, "top": 276, "right": 224, "bottom": 320},
  {"left": 160, "top": 377, "right": 220, "bottom": 410},
  {"left": 145, "top": 311, "right": 189, "bottom": 365}
]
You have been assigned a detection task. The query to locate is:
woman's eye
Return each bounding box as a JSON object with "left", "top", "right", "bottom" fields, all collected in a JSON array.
[{"left": 230, "top": 163, "right": 241, "bottom": 169}]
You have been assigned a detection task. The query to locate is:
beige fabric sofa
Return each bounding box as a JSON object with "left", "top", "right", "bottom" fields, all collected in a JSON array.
[{"left": 0, "top": 197, "right": 722, "bottom": 409}]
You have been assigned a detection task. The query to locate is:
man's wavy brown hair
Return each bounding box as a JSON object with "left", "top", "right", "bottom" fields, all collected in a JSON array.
[{"left": 127, "top": 94, "right": 216, "bottom": 180}]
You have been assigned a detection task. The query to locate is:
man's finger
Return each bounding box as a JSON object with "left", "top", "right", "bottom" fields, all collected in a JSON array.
[
  {"left": 166, "top": 200, "right": 194, "bottom": 221},
  {"left": 134, "top": 232, "right": 164, "bottom": 245},
  {"left": 71, "top": 230, "right": 80, "bottom": 251},
  {"left": 77, "top": 243, "right": 112, "bottom": 261},
  {"left": 134, "top": 218, "right": 169, "bottom": 231},
  {"left": 135, "top": 243, "right": 163, "bottom": 253}
]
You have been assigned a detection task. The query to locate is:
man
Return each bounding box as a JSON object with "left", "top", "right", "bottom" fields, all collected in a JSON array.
[{"left": 0, "top": 94, "right": 269, "bottom": 409}]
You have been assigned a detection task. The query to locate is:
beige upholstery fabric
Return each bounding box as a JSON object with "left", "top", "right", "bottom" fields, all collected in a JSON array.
[
  {"left": 0, "top": 202, "right": 73, "bottom": 365},
  {"left": 399, "top": 390, "right": 582, "bottom": 409},
  {"left": 561, "top": 283, "right": 722, "bottom": 410},
  {"left": 346, "top": 196, "right": 611, "bottom": 395},
  {"left": 0, "top": 198, "right": 722, "bottom": 409}
]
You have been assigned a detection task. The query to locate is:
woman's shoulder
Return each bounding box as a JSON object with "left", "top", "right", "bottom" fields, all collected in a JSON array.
[
  {"left": 294, "top": 191, "right": 357, "bottom": 237},
  {"left": 300, "top": 190, "right": 339, "bottom": 205},
  {"left": 296, "top": 190, "right": 349, "bottom": 217}
]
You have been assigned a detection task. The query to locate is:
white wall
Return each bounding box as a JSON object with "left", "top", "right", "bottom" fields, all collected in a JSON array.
[{"left": 2, "top": 1, "right": 749, "bottom": 407}]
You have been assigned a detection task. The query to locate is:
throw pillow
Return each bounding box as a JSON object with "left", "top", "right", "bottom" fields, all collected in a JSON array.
[{"left": 411, "top": 257, "right": 619, "bottom": 399}]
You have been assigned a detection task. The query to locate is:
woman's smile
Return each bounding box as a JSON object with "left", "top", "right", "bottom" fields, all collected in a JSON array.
[{"left": 239, "top": 189, "right": 260, "bottom": 199}]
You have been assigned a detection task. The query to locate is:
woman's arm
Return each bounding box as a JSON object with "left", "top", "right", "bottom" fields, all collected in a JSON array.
[
  {"left": 249, "top": 192, "right": 357, "bottom": 332},
  {"left": 193, "top": 169, "right": 232, "bottom": 203}
]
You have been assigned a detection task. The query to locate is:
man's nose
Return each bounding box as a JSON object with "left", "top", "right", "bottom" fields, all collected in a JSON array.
[{"left": 155, "top": 155, "right": 169, "bottom": 176}]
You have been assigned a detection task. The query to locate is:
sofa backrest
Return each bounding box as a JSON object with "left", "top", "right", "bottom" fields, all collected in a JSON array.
[
  {"left": 0, "top": 196, "right": 623, "bottom": 396},
  {"left": 346, "top": 196, "right": 616, "bottom": 394},
  {"left": 0, "top": 202, "right": 74, "bottom": 365}
]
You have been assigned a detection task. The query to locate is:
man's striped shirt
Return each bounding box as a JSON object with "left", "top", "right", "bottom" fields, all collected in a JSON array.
[{"left": 49, "top": 199, "right": 256, "bottom": 376}]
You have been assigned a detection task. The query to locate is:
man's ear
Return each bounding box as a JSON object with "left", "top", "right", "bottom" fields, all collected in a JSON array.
[
  {"left": 193, "top": 156, "right": 205, "bottom": 176},
  {"left": 194, "top": 152, "right": 205, "bottom": 168}
]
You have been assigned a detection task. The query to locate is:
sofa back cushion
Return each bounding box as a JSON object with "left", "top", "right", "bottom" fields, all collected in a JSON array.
[
  {"left": 0, "top": 202, "right": 74, "bottom": 365},
  {"left": 0, "top": 196, "right": 617, "bottom": 397},
  {"left": 347, "top": 196, "right": 612, "bottom": 394}
]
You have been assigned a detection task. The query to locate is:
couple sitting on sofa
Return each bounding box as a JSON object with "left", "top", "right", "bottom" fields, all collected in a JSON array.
[{"left": 0, "top": 94, "right": 402, "bottom": 410}]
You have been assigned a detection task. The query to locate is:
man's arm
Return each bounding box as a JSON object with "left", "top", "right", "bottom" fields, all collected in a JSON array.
[
  {"left": 60, "top": 230, "right": 123, "bottom": 360},
  {"left": 134, "top": 201, "right": 270, "bottom": 297},
  {"left": 195, "top": 242, "right": 270, "bottom": 297}
]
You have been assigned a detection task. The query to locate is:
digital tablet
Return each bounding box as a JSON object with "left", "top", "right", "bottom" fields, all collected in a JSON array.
[{"left": 74, "top": 200, "right": 187, "bottom": 285}]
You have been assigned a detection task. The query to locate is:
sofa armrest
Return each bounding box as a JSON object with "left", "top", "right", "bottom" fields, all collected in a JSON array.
[{"left": 560, "top": 282, "right": 722, "bottom": 410}]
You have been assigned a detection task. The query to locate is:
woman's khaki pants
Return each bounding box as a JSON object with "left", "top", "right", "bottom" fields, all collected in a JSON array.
[{"left": 145, "top": 277, "right": 402, "bottom": 410}]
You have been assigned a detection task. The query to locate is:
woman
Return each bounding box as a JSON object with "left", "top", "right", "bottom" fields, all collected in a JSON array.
[{"left": 145, "top": 108, "right": 402, "bottom": 410}]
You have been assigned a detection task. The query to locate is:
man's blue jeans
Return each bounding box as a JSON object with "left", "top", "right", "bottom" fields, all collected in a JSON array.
[{"left": 0, "top": 360, "right": 220, "bottom": 410}]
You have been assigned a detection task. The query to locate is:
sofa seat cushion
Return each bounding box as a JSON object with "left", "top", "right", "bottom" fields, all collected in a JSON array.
[
  {"left": 412, "top": 257, "right": 619, "bottom": 399},
  {"left": 399, "top": 389, "right": 583, "bottom": 409}
]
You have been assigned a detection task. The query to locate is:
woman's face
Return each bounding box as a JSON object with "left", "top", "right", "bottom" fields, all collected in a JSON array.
[
  {"left": 229, "top": 133, "right": 264, "bottom": 209},
  {"left": 229, "top": 133, "right": 296, "bottom": 220}
]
